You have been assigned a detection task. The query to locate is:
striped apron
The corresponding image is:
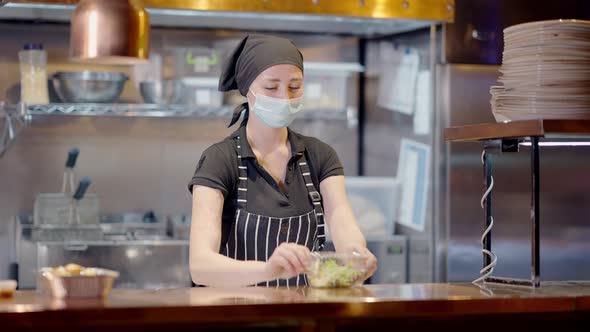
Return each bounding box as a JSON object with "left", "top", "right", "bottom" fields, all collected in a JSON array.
[{"left": 221, "top": 135, "right": 326, "bottom": 287}]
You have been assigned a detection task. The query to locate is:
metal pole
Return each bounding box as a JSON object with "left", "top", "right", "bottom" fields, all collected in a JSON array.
[
  {"left": 357, "top": 38, "right": 367, "bottom": 176},
  {"left": 531, "top": 137, "right": 541, "bottom": 287},
  {"left": 483, "top": 149, "right": 492, "bottom": 270}
]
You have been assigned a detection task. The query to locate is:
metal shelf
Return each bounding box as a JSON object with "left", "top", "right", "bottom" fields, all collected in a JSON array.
[
  {"left": 0, "top": 102, "right": 28, "bottom": 157},
  {"left": 28, "top": 103, "right": 236, "bottom": 118},
  {"left": 444, "top": 119, "right": 590, "bottom": 142},
  {"left": 0, "top": 102, "right": 354, "bottom": 157},
  {"left": 26, "top": 103, "right": 354, "bottom": 121}
]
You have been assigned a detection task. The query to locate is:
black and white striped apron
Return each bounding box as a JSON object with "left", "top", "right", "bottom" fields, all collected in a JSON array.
[{"left": 221, "top": 135, "right": 326, "bottom": 287}]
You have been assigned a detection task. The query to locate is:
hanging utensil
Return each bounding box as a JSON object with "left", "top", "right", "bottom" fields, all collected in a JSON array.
[
  {"left": 68, "top": 177, "right": 92, "bottom": 226},
  {"left": 62, "top": 147, "right": 79, "bottom": 194}
]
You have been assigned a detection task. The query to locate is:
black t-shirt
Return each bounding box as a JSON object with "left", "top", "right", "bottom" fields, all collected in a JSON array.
[{"left": 188, "top": 125, "right": 344, "bottom": 250}]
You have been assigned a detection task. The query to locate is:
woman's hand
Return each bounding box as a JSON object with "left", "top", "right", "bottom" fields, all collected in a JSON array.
[
  {"left": 344, "top": 245, "right": 378, "bottom": 280},
  {"left": 265, "top": 243, "right": 312, "bottom": 280}
]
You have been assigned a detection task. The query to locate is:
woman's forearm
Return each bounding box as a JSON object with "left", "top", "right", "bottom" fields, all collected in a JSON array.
[
  {"left": 319, "top": 176, "right": 367, "bottom": 252},
  {"left": 190, "top": 252, "right": 269, "bottom": 287},
  {"left": 327, "top": 205, "right": 367, "bottom": 252}
]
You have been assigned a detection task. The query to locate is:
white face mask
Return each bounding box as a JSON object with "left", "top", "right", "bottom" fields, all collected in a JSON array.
[{"left": 249, "top": 90, "right": 304, "bottom": 128}]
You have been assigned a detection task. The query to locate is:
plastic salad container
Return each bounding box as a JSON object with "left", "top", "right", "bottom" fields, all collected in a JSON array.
[{"left": 305, "top": 251, "right": 371, "bottom": 288}]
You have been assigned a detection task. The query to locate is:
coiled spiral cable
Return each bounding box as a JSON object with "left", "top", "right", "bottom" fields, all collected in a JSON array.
[{"left": 472, "top": 150, "right": 498, "bottom": 284}]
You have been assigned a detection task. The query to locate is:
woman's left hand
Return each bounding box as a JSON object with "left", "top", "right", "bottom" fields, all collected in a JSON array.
[{"left": 343, "top": 245, "right": 377, "bottom": 280}]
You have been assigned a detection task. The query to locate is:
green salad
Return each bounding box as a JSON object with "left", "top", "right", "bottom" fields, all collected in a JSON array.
[{"left": 308, "top": 259, "right": 363, "bottom": 288}]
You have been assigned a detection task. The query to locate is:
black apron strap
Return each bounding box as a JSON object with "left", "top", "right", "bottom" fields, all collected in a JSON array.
[
  {"left": 297, "top": 154, "right": 326, "bottom": 251},
  {"left": 236, "top": 136, "right": 248, "bottom": 210}
]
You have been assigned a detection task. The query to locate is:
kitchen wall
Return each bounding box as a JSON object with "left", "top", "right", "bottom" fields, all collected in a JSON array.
[{"left": 0, "top": 22, "right": 360, "bottom": 279}]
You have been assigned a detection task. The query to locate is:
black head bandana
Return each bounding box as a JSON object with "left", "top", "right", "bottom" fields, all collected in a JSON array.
[{"left": 218, "top": 34, "right": 304, "bottom": 127}]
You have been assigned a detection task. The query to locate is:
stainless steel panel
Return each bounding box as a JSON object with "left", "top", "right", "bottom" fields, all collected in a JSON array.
[
  {"left": 438, "top": 64, "right": 590, "bottom": 282},
  {"left": 408, "top": 236, "right": 432, "bottom": 283},
  {"left": 367, "top": 236, "right": 407, "bottom": 284},
  {"left": 363, "top": 29, "right": 437, "bottom": 283},
  {"left": 17, "top": 227, "right": 37, "bottom": 288},
  {"left": 36, "top": 240, "right": 190, "bottom": 289}
]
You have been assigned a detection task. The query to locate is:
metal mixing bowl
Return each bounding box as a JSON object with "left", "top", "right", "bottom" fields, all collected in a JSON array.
[
  {"left": 51, "top": 71, "right": 128, "bottom": 103},
  {"left": 139, "top": 80, "right": 186, "bottom": 104}
]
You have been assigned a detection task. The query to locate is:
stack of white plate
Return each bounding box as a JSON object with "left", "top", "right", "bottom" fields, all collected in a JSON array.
[{"left": 490, "top": 19, "right": 590, "bottom": 122}]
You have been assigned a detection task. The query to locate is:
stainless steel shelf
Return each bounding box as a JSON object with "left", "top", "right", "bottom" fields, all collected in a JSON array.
[
  {"left": 0, "top": 102, "right": 354, "bottom": 157},
  {"left": 26, "top": 103, "right": 353, "bottom": 121},
  {"left": 0, "top": 102, "right": 27, "bottom": 157},
  {"left": 28, "top": 103, "right": 236, "bottom": 118}
]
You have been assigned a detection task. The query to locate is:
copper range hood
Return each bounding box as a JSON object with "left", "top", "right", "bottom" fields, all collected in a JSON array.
[{"left": 69, "top": 0, "right": 150, "bottom": 65}]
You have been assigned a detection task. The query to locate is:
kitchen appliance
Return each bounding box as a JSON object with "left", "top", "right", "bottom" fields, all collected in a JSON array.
[
  {"left": 69, "top": 0, "right": 150, "bottom": 65},
  {"left": 32, "top": 148, "right": 101, "bottom": 242},
  {"left": 16, "top": 213, "right": 191, "bottom": 289},
  {"left": 33, "top": 178, "right": 102, "bottom": 242},
  {"left": 366, "top": 236, "right": 408, "bottom": 284},
  {"left": 169, "top": 214, "right": 191, "bottom": 240},
  {"left": 51, "top": 71, "right": 128, "bottom": 103},
  {"left": 100, "top": 211, "right": 168, "bottom": 241},
  {"left": 35, "top": 240, "right": 189, "bottom": 290}
]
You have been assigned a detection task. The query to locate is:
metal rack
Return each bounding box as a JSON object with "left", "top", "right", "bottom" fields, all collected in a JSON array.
[
  {"left": 27, "top": 103, "right": 236, "bottom": 118},
  {"left": 0, "top": 102, "right": 29, "bottom": 157},
  {"left": 444, "top": 119, "right": 590, "bottom": 288},
  {"left": 0, "top": 102, "right": 355, "bottom": 157}
]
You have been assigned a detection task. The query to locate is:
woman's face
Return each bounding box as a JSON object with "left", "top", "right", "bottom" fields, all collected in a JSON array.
[{"left": 248, "top": 64, "right": 304, "bottom": 101}]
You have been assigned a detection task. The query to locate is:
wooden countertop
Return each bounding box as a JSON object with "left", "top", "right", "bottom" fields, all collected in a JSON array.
[
  {"left": 444, "top": 119, "right": 590, "bottom": 142},
  {"left": 2, "top": 282, "right": 590, "bottom": 331}
]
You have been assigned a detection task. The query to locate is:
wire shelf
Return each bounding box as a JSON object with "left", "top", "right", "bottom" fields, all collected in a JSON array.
[
  {"left": 28, "top": 103, "right": 235, "bottom": 118},
  {"left": 0, "top": 102, "right": 354, "bottom": 157},
  {"left": 26, "top": 103, "right": 352, "bottom": 121}
]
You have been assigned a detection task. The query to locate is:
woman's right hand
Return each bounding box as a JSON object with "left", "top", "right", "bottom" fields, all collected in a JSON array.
[{"left": 265, "top": 243, "right": 312, "bottom": 280}]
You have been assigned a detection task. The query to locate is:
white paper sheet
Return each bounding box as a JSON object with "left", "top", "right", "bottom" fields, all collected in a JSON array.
[
  {"left": 413, "top": 70, "right": 432, "bottom": 135},
  {"left": 397, "top": 139, "right": 431, "bottom": 232},
  {"left": 377, "top": 43, "right": 420, "bottom": 115}
]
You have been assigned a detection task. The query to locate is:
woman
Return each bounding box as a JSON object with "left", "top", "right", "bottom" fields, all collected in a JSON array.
[{"left": 188, "top": 34, "right": 377, "bottom": 287}]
